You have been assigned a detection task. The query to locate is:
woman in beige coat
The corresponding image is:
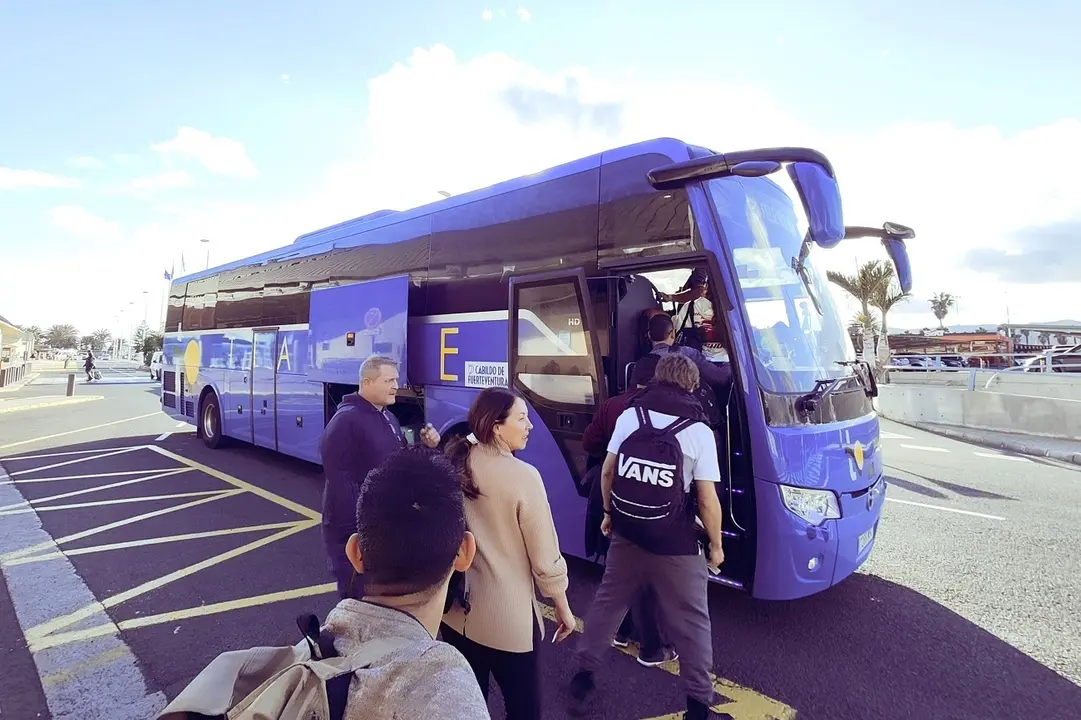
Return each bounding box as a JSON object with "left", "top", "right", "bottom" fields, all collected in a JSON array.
[{"left": 441, "top": 387, "right": 576, "bottom": 720}]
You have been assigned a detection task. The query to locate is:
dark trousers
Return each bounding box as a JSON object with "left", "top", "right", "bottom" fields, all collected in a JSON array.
[
  {"left": 616, "top": 586, "right": 664, "bottom": 656},
  {"left": 575, "top": 534, "right": 714, "bottom": 704},
  {"left": 441, "top": 623, "right": 541, "bottom": 720}
]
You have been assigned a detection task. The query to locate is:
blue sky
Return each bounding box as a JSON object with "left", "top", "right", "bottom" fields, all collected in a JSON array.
[{"left": 2, "top": 0, "right": 1080, "bottom": 334}]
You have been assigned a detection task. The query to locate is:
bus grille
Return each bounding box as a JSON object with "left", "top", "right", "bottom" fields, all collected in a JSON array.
[
  {"left": 163, "top": 371, "right": 176, "bottom": 393},
  {"left": 162, "top": 393, "right": 176, "bottom": 409},
  {"left": 185, "top": 400, "right": 195, "bottom": 417}
]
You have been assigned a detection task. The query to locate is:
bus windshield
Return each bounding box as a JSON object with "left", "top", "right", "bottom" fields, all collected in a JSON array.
[{"left": 706, "top": 177, "right": 856, "bottom": 395}]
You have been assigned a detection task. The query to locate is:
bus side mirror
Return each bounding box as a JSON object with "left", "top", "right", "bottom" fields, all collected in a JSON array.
[
  {"left": 787, "top": 162, "right": 844, "bottom": 249},
  {"left": 883, "top": 236, "right": 913, "bottom": 294}
]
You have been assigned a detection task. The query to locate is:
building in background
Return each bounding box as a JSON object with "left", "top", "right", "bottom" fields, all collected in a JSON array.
[{"left": 0, "top": 313, "right": 35, "bottom": 387}]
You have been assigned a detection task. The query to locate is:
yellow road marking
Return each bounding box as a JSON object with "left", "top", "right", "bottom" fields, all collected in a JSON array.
[
  {"left": 120, "top": 582, "right": 337, "bottom": 629},
  {"left": 0, "top": 489, "right": 245, "bottom": 563},
  {"left": 40, "top": 646, "right": 130, "bottom": 687},
  {"left": 4, "top": 521, "right": 303, "bottom": 567},
  {"left": 29, "top": 582, "right": 339, "bottom": 652},
  {"left": 2, "top": 446, "right": 142, "bottom": 461},
  {"left": 148, "top": 445, "right": 321, "bottom": 521},
  {"left": 2, "top": 468, "right": 188, "bottom": 485},
  {"left": 0, "top": 412, "right": 162, "bottom": 451},
  {"left": 0, "top": 396, "right": 103, "bottom": 414},
  {"left": 0, "top": 468, "right": 193, "bottom": 512},
  {"left": 26, "top": 520, "right": 319, "bottom": 648},
  {"left": 0, "top": 489, "right": 228, "bottom": 517},
  {"left": 9, "top": 446, "right": 144, "bottom": 477},
  {"left": 538, "top": 604, "right": 796, "bottom": 720}
]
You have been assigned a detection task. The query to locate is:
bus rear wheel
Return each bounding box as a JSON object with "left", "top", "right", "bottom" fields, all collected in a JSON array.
[{"left": 200, "top": 394, "right": 224, "bottom": 449}]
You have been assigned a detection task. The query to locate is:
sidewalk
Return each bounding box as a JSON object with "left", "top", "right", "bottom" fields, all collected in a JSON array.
[
  {"left": 912, "top": 422, "right": 1081, "bottom": 466},
  {"left": 0, "top": 372, "right": 41, "bottom": 394}
]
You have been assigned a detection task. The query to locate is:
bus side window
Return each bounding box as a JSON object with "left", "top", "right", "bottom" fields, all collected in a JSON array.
[{"left": 514, "top": 280, "right": 600, "bottom": 407}]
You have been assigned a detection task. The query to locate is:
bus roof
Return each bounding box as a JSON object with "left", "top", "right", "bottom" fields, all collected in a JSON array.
[{"left": 172, "top": 137, "right": 699, "bottom": 285}]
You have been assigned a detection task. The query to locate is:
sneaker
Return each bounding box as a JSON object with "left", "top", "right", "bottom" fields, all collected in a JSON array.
[
  {"left": 567, "top": 669, "right": 595, "bottom": 717},
  {"left": 612, "top": 634, "right": 630, "bottom": 648},
  {"left": 637, "top": 646, "right": 679, "bottom": 667}
]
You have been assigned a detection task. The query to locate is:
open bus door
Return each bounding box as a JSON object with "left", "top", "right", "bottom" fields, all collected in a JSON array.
[{"left": 509, "top": 269, "right": 607, "bottom": 494}]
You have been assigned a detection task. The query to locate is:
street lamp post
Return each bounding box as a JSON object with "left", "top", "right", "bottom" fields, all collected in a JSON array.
[
  {"left": 200, "top": 238, "right": 211, "bottom": 270},
  {"left": 142, "top": 290, "right": 149, "bottom": 325}
]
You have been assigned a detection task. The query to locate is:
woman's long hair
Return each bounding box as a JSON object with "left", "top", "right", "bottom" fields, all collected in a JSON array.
[{"left": 444, "top": 387, "right": 521, "bottom": 499}]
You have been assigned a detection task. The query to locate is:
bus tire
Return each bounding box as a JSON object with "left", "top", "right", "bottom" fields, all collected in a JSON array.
[{"left": 200, "top": 393, "right": 224, "bottom": 450}]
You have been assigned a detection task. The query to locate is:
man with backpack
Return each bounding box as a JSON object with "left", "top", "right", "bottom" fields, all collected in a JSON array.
[
  {"left": 568, "top": 353, "right": 725, "bottom": 720},
  {"left": 159, "top": 447, "right": 490, "bottom": 720}
]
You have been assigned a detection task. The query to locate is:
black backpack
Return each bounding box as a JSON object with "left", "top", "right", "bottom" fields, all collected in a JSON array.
[{"left": 610, "top": 406, "right": 700, "bottom": 555}]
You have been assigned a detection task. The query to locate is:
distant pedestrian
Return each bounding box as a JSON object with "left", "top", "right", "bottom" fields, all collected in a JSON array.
[
  {"left": 442, "top": 387, "right": 577, "bottom": 720},
  {"left": 568, "top": 353, "right": 725, "bottom": 720},
  {"left": 83, "top": 350, "right": 95, "bottom": 382},
  {"left": 320, "top": 355, "right": 441, "bottom": 600}
]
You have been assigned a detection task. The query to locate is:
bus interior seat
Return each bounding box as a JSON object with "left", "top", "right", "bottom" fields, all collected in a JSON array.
[{"left": 614, "top": 274, "right": 662, "bottom": 393}]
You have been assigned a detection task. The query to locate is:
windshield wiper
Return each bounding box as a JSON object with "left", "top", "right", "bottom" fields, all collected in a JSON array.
[
  {"left": 836, "top": 360, "right": 878, "bottom": 398},
  {"left": 795, "top": 378, "right": 844, "bottom": 417},
  {"left": 790, "top": 235, "right": 823, "bottom": 316}
]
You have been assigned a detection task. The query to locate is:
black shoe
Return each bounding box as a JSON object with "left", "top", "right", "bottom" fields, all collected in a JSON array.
[
  {"left": 637, "top": 645, "right": 679, "bottom": 667},
  {"left": 568, "top": 670, "right": 595, "bottom": 717},
  {"left": 684, "top": 695, "right": 712, "bottom": 720}
]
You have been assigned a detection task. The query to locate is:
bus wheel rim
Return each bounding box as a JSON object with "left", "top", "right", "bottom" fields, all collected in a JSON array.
[{"left": 204, "top": 403, "right": 216, "bottom": 438}]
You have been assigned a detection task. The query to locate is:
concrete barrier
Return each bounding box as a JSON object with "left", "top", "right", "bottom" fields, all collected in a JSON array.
[
  {"left": 889, "top": 369, "right": 1081, "bottom": 401},
  {"left": 877, "top": 384, "right": 1081, "bottom": 441}
]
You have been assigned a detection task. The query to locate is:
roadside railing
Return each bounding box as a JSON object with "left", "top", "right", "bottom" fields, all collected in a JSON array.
[{"left": 883, "top": 351, "right": 1081, "bottom": 395}]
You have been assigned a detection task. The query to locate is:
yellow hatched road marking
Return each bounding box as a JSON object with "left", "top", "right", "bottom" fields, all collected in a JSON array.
[
  {"left": 538, "top": 604, "right": 796, "bottom": 720},
  {"left": 0, "top": 489, "right": 228, "bottom": 517},
  {"left": 26, "top": 520, "right": 320, "bottom": 650},
  {"left": 0, "top": 467, "right": 193, "bottom": 512},
  {"left": 4, "top": 521, "right": 303, "bottom": 567},
  {"left": 1, "top": 468, "right": 190, "bottom": 485},
  {"left": 0, "top": 489, "right": 245, "bottom": 563},
  {"left": 9, "top": 446, "right": 143, "bottom": 477},
  {"left": 147, "top": 444, "right": 321, "bottom": 521}
]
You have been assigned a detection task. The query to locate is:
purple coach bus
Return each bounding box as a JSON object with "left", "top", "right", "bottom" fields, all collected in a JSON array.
[{"left": 159, "top": 138, "right": 914, "bottom": 600}]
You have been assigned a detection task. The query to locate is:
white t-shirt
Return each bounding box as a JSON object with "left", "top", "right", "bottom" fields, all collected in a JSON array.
[{"left": 606, "top": 408, "right": 721, "bottom": 491}]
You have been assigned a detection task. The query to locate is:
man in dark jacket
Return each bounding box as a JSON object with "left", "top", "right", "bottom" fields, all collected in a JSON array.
[{"left": 320, "top": 355, "right": 440, "bottom": 600}]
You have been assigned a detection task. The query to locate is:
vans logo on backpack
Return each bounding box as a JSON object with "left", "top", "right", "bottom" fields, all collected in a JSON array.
[{"left": 617, "top": 454, "right": 677, "bottom": 487}]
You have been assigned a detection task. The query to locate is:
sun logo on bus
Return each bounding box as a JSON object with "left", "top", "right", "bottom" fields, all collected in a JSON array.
[
  {"left": 183, "top": 339, "right": 201, "bottom": 386},
  {"left": 844, "top": 442, "right": 866, "bottom": 473}
]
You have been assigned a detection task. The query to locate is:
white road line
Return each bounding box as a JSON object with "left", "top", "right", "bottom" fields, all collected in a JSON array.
[
  {"left": 155, "top": 433, "right": 171, "bottom": 442},
  {"left": 0, "top": 413, "right": 161, "bottom": 451},
  {"left": 880, "top": 431, "right": 913, "bottom": 440},
  {"left": 886, "top": 497, "right": 1005, "bottom": 520},
  {"left": 174, "top": 422, "right": 186, "bottom": 428},
  {"left": 972, "top": 451, "right": 1029, "bottom": 462},
  {"left": 899, "top": 444, "right": 950, "bottom": 453}
]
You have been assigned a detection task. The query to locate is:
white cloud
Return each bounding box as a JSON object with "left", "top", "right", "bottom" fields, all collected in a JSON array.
[
  {"left": 152, "top": 126, "right": 259, "bottom": 179},
  {"left": 517, "top": 7, "right": 531, "bottom": 21},
  {"left": 481, "top": 8, "right": 493, "bottom": 21},
  {"left": 50, "top": 205, "right": 123, "bottom": 242},
  {"left": 15, "top": 44, "right": 1078, "bottom": 333},
  {"left": 114, "top": 170, "right": 195, "bottom": 198},
  {"left": 281, "top": 74, "right": 291, "bottom": 83},
  {"left": 0, "top": 167, "right": 80, "bottom": 190},
  {"left": 70, "top": 156, "right": 106, "bottom": 170}
]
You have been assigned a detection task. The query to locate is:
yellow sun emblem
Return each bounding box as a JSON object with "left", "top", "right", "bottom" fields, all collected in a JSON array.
[
  {"left": 183, "top": 339, "right": 201, "bottom": 386},
  {"left": 845, "top": 442, "right": 866, "bottom": 472}
]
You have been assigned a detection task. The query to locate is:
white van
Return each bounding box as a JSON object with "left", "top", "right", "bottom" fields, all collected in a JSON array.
[{"left": 149, "top": 351, "right": 164, "bottom": 380}]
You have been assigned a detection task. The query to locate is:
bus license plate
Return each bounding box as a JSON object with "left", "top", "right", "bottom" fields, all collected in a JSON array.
[{"left": 858, "top": 527, "right": 874, "bottom": 553}]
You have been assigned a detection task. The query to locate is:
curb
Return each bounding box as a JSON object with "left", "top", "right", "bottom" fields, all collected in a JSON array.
[
  {"left": 0, "top": 373, "right": 41, "bottom": 395},
  {"left": 0, "top": 396, "right": 104, "bottom": 415},
  {"left": 907, "top": 421, "right": 1081, "bottom": 467}
]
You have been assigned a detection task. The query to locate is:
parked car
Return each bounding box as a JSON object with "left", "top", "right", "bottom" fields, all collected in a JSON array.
[{"left": 149, "top": 351, "right": 163, "bottom": 380}]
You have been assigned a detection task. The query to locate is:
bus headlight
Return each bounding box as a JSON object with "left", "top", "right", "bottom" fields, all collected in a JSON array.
[{"left": 780, "top": 485, "right": 841, "bottom": 526}]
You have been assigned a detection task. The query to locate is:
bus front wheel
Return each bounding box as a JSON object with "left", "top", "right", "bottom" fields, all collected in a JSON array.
[{"left": 200, "top": 394, "right": 224, "bottom": 450}]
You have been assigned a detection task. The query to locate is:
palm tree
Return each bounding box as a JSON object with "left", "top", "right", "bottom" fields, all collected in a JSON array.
[
  {"left": 870, "top": 268, "right": 910, "bottom": 368},
  {"left": 929, "top": 292, "right": 955, "bottom": 329},
  {"left": 828, "top": 260, "right": 893, "bottom": 366}
]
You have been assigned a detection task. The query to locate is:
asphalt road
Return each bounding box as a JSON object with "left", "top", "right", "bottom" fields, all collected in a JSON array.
[{"left": 0, "top": 379, "right": 1078, "bottom": 720}]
